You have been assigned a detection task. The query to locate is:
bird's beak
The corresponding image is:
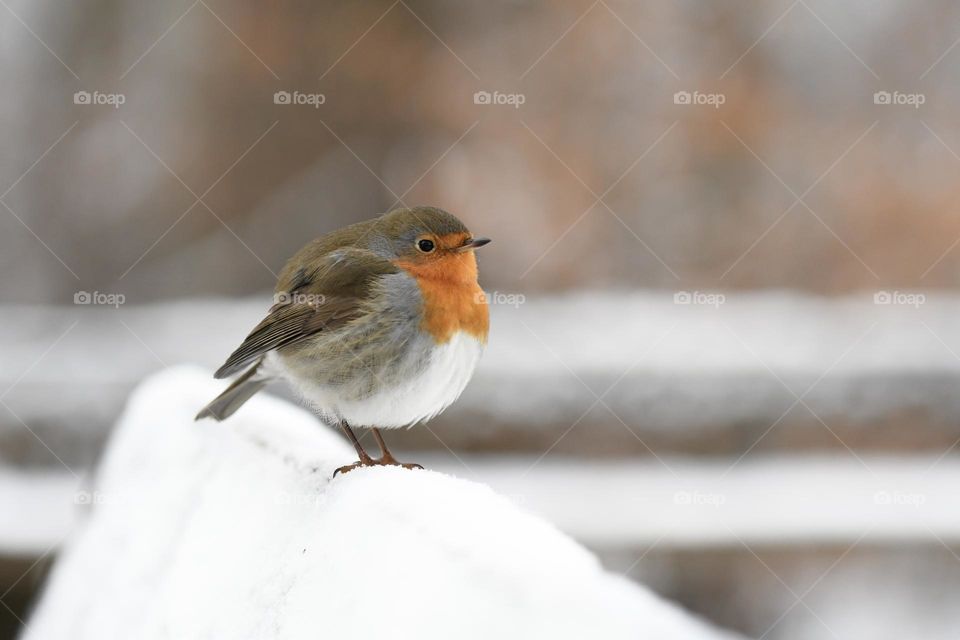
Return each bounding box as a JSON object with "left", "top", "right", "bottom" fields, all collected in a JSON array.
[{"left": 458, "top": 237, "right": 491, "bottom": 252}]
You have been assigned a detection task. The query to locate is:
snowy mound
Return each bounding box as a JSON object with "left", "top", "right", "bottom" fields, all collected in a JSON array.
[{"left": 25, "top": 366, "right": 732, "bottom": 640}]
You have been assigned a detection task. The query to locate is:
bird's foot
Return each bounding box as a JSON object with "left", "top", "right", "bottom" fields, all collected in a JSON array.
[
  {"left": 332, "top": 460, "right": 369, "bottom": 476},
  {"left": 333, "top": 451, "right": 375, "bottom": 477},
  {"left": 332, "top": 454, "right": 423, "bottom": 477},
  {"left": 378, "top": 452, "right": 424, "bottom": 471}
]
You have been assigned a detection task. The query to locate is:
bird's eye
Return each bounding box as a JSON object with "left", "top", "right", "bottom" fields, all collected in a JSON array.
[{"left": 417, "top": 238, "right": 436, "bottom": 253}]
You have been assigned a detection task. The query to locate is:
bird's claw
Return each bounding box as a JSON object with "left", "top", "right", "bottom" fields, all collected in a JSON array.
[{"left": 333, "top": 456, "right": 423, "bottom": 477}]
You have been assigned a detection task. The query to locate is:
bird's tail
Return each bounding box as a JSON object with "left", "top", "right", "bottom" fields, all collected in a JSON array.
[{"left": 195, "top": 361, "right": 269, "bottom": 421}]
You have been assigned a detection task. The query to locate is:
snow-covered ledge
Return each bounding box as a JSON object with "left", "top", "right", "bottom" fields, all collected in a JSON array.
[{"left": 25, "top": 366, "right": 734, "bottom": 640}]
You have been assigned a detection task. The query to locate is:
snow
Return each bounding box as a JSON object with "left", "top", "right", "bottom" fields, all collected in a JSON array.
[
  {"left": 6, "top": 291, "right": 960, "bottom": 467},
  {"left": 10, "top": 453, "right": 960, "bottom": 556},
  {"left": 422, "top": 455, "right": 960, "bottom": 548},
  {"left": 24, "top": 365, "right": 733, "bottom": 640},
  {"left": 9, "top": 291, "right": 960, "bottom": 389}
]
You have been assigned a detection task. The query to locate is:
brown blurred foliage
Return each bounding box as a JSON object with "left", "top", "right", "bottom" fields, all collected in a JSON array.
[{"left": 2, "top": 0, "right": 960, "bottom": 304}]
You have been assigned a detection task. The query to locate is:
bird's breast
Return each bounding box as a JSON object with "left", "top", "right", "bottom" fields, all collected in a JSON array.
[
  {"left": 394, "top": 256, "right": 489, "bottom": 345},
  {"left": 414, "top": 278, "right": 488, "bottom": 345}
]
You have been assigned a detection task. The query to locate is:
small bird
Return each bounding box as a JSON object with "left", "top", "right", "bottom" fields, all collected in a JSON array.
[{"left": 197, "top": 206, "right": 490, "bottom": 475}]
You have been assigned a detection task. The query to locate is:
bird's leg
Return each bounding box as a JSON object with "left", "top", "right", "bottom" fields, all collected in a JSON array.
[
  {"left": 371, "top": 428, "right": 423, "bottom": 470},
  {"left": 333, "top": 421, "right": 376, "bottom": 476}
]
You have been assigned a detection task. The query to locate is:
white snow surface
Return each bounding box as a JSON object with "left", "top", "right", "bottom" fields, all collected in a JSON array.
[
  {"left": 7, "top": 291, "right": 960, "bottom": 469},
  {"left": 10, "top": 453, "right": 960, "bottom": 556},
  {"left": 25, "top": 365, "right": 731, "bottom": 640},
  {"left": 423, "top": 455, "right": 960, "bottom": 547}
]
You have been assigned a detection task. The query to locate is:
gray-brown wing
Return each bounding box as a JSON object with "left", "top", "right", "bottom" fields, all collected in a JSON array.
[{"left": 213, "top": 249, "right": 398, "bottom": 379}]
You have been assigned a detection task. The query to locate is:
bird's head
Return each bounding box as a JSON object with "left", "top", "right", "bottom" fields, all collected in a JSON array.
[{"left": 376, "top": 206, "right": 490, "bottom": 283}]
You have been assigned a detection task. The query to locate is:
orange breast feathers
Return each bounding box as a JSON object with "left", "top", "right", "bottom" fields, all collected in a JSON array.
[{"left": 394, "top": 246, "right": 489, "bottom": 345}]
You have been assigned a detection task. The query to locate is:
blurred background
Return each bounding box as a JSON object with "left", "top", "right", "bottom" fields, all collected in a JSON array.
[{"left": 3, "top": 0, "right": 960, "bottom": 637}]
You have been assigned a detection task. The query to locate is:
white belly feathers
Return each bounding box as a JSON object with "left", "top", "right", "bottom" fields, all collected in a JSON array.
[{"left": 274, "top": 330, "right": 484, "bottom": 429}]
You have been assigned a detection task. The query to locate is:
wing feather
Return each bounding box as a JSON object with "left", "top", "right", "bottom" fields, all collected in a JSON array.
[{"left": 213, "top": 249, "right": 397, "bottom": 379}]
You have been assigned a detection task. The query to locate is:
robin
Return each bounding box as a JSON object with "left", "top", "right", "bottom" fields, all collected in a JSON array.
[{"left": 196, "top": 206, "right": 490, "bottom": 476}]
